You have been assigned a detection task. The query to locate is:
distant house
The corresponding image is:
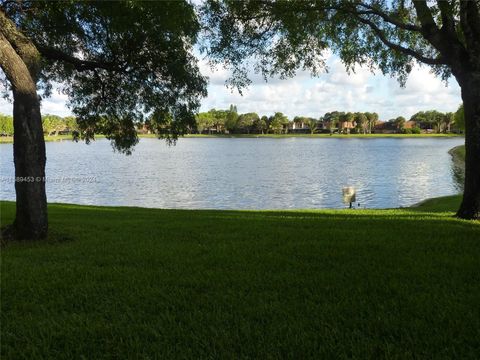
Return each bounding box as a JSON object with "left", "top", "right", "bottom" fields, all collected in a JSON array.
[
  {"left": 374, "top": 121, "right": 396, "bottom": 134},
  {"left": 289, "top": 120, "right": 315, "bottom": 134},
  {"left": 136, "top": 124, "right": 151, "bottom": 134},
  {"left": 404, "top": 121, "right": 416, "bottom": 129},
  {"left": 338, "top": 120, "right": 356, "bottom": 133},
  {"left": 202, "top": 124, "right": 224, "bottom": 134},
  {"left": 316, "top": 121, "right": 327, "bottom": 131},
  {"left": 290, "top": 121, "right": 308, "bottom": 132},
  {"left": 339, "top": 120, "right": 356, "bottom": 130},
  {"left": 320, "top": 119, "right": 355, "bottom": 133}
]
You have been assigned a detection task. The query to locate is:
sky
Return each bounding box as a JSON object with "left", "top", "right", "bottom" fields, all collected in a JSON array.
[{"left": 0, "top": 51, "right": 462, "bottom": 121}]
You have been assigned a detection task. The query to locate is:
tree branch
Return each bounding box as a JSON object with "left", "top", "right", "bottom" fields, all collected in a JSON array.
[
  {"left": 35, "top": 44, "right": 119, "bottom": 72},
  {"left": 0, "top": 8, "right": 41, "bottom": 79},
  {"left": 0, "top": 7, "right": 125, "bottom": 81},
  {"left": 459, "top": 0, "right": 480, "bottom": 61},
  {"left": 353, "top": 15, "right": 445, "bottom": 65},
  {"left": 412, "top": 1, "right": 439, "bottom": 31},
  {"left": 412, "top": 0, "right": 446, "bottom": 51},
  {"left": 460, "top": 0, "right": 480, "bottom": 39},
  {"left": 412, "top": 0, "right": 470, "bottom": 68},
  {"left": 436, "top": 0, "right": 456, "bottom": 36},
  {"left": 435, "top": 0, "right": 470, "bottom": 64},
  {"left": 355, "top": 2, "right": 421, "bottom": 32},
  {"left": 225, "top": 2, "right": 446, "bottom": 66},
  {"left": 0, "top": 32, "right": 37, "bottom": 94}
]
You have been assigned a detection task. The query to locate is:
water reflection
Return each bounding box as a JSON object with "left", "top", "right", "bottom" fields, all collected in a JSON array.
[{"left": 0, "top": 137, "right": 464, "bottom": 209}]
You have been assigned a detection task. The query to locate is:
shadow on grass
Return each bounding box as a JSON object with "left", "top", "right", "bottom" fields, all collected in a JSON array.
[{"left": 1, "top": 197, "right": 478, "bottom": 250}]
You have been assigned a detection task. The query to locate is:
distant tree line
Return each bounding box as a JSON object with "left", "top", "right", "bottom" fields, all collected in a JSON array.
[
  {"left": 0, "top": 113, "right": 78, "bottom": 136},
  {"left": 0, "top": 114, "right": 14, "bottom": 136},
  {"left": 379, "top": 107, "right": 464, "bottom": 134},
  {"left": 406, "top": 110, "right": 456, "bottom": 133},
  {"left": 189, "top": 105, "right": 465, "bottom": 135},
  {"left": 1, "top": 105, "right": 465, "bottom": 138}
]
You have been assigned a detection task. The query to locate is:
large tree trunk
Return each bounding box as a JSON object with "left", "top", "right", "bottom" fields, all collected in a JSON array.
[
  {"left": 0, "top": 31, "right": 48, "bottom": 239},
  {"left": 12, "top": 90, "right": 48, "bottom": 239},
  {"left": 456, "top": 74, "right": 480, "bottom": 220}
]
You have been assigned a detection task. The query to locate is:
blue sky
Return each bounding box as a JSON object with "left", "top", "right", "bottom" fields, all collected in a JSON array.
[{"left": 0, "top": 52, "right": 462, "bottom": 121}]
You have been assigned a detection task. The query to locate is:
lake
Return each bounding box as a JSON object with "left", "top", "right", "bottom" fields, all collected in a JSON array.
[{"left": 0, "top": 137, "right": 464, "bottom": 209}]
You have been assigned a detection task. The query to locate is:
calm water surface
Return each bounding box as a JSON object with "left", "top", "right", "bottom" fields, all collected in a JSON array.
[{"left": 0, "top": 137, "right": 463, "bottom": 209}]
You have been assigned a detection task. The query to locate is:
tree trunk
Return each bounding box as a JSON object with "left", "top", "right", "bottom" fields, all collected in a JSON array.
[
  {"left": 456, "top": 74, "right": 480, "bottom": 219},
  {"left": 0, "top": 31, "right": 48, "bottom": 239},
  {"left": 12, "top": 90, "right": 48, "bottom": 239}
]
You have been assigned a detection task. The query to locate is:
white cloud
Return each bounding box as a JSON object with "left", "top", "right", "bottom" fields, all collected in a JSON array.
[
  {"left": 0, "top": 99, "right": 12, "bottom": 115},
  {"left": 199, "top": 55, "right": 462, "bottom": 120},
  {"left": 0, "top": 55, "right": 461, "bottom": 121},
  {"left": 384, "top": 66, "right": 461, "bottom": 119},
  {"left": 0, "top": 84, "right": 72, "bottom": 117}
]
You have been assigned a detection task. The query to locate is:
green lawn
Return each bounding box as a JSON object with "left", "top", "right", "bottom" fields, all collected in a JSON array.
[
  {"left": 0, "top": 135, "right": 73, "bottom": 143},
  {"left": 450, "top": 145, "right": 466, "bottom": 162},
  {"left": 0, "top": 134, "right": 110, "bottom": 144},
  {"left": 1, "top": 196, "right": 479, "bottom": 359},
  {"left": 410, "top": 194, "right": 466, "bottom": 212}
]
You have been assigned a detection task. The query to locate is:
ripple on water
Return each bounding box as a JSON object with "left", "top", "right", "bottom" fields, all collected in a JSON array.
[{"left": 0, "top": 137, "right": 464, "bottom": 209}]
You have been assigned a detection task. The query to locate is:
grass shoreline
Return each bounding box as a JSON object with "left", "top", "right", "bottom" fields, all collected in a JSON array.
[
  {"left": 449, "top": 144, "right": 466, "bottom": 163},
  {"left": 0, "top": 132, "right": 463, "bottom": 143},
  {"left": 1, "top": 194, "right": 479, "bottom": 358},
  {"left": 449, "top": 145, "right": 466, "bottom": 187}
]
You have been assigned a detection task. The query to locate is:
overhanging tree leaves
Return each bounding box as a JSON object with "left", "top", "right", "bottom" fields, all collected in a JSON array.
[
  {"left": 200, "top": 0, "right": 480, "bottom": 219},
  {"left": 0, "top": 0, "right": 207, "bottom": 239}
]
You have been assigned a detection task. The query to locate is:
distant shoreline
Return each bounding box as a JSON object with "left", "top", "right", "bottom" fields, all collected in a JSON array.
[
  {"left": 0, "top": 133, "right": 464, "bottom": 144},
  {"left": 183, "top": 133, "right": 463, "bottom": 139}
]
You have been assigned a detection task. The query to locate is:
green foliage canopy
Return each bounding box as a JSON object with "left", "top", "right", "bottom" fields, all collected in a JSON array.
[
  {"left": 200, "top": 1, "right": 451, "bottom": 90},
  {"left": 0, "top": 113, "right": 13, "bottom": 135},
  {"left": 269, "top": 112, "right": 289, "bottom": 134},
  {"left": 3, "top": 0, "right": 207, "bottom": 152},
  {"left": 410, "top": 110, "right": 455, "bottom": 133},
  {"left": 394, "top": 116, "right": 406, "bottom": 130},
  {"left": 236, "top": 112, "right": 259, "bottom": 133},
  {"left": 455, "top": 105, "right": 465, "bottom": 131},
  {"left": 42, "top": 114, "right": 63, "bottom": 135}
]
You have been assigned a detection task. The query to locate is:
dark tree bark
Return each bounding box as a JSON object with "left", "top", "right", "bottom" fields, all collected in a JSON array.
[
  {"left": 12, "top": 90, "right": 48, "bottom": 239},
  {"left": 453, "top": 1, "right": 480, "bottom": 220},
  {"left": 456, "top": 74, "right": 480, "bottom": 219},
  {"left": 411, "top": 0, "right": 480, "bottom": 219},
  {"left": 0, "top": 29, "right": 48, "bottom": 239}
]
